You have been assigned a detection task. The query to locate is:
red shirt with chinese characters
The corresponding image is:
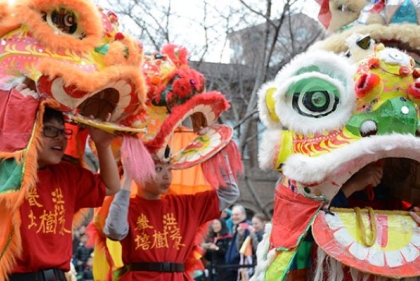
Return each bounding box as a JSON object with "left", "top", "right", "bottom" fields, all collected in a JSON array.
[
  {"left": 120, "top": 190, "right": 220, "bottom": 281},
  {"left": 12, "top": 161, "right": 106, "bottom": 272}
]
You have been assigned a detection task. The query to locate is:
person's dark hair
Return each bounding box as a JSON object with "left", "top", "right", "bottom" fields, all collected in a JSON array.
[
  {"left": 43, "top": 107, "right": 65, "bottom": 125},
  {"left": 218, "top": 218, "right": 230, "bottom": 236},
  {"left": 208, "top": 218, "right": 230, "bottom": 240}
]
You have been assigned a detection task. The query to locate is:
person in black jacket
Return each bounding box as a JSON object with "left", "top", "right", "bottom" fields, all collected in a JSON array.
[
  {"left": 74, "top": 233, "right": 93, "bottom": 274},
  {"left": 203, "top": 218, "right": 232, "bottom": 281}
]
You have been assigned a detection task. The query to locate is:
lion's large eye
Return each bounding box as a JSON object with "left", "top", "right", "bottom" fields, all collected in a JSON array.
[
  {"left": 288, "top": 78, "right": 340, "bottom": 118},
  {"left": 43, "top": 8, "right": 82, "bottom": 38},
  {"left": 50, "top": 9, "right": 77, "bottom": 34}
]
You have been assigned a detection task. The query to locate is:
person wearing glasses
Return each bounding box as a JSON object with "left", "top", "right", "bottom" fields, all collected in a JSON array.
[{"left": 8, "top": 102, "right": 120, "bottom": 281}]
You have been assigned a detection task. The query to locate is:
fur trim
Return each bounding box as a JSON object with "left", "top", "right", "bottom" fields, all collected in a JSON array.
[
  {"left": 38, "top": 59, "right": 146, "bottom": 100},
  {"left": 310, "top": 24, "right": 420, "bottom": 54},
  {"left": 71, "top": 208, "right": 91, "bottom": 230},
  {"left": 258, "top": 129, "right": 282, "bottom": 171},
  {"left": 325, "top": 0, "right": 369, "bottom": 33},
  {"left": 250, "top": 223, "right": 276, "bottom": 281},
  {"left": 0, "top": 100, "right": 46, "bottom": 279},
  {"left": 270, "top": 50, "right": 356, "bottom": 135},
  {"left": 0, "top": 195, "right": 23, "bottom": 281},
  {"left": 161, "top": 44, "right": 189, "bottom": 66},
  {"left": 104, "top": 35, "right": 143, "bottom": 67},
  {"left": 0, "top": 2, "right": 20, "bottom": 37},
  {"left": 283, "top": 134, "right": 420, "bottom": 185},
  {"left": 86, "top": 196, "right": 116, "bottom": 281},
  {"left": 184, "top": 221, "right": 210, "bottom": 275},
  {"left": 14, "top": 0, "right": 103, "bottom": 52}
]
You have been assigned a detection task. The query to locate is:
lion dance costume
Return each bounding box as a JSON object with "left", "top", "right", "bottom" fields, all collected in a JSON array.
[
  {"left": 252, "top": 0, "right": 420, "bottom": 280},
  {"left": 87, "top": 42, "right": 243, "bottom": 280},
  {"left": 0, "top": 0, "right": 153, "bottom": 279}
]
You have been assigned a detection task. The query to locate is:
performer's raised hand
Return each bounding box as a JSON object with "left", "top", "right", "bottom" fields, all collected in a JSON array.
[
  {"left": 341, "top": 162, "right": 383, "bottom": 198},
  {"left": 87, "top": 113, "right": 116, "bottom": 149}
]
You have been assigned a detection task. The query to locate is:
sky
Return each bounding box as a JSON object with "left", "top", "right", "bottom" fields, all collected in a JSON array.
[{"left": 90, "top": 0, "right": 322, "bottom": 62}]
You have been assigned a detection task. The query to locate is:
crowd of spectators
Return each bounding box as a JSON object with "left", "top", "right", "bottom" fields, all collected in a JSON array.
[{"left": 199, "top": 205, "right": 269, "bottom": 281}]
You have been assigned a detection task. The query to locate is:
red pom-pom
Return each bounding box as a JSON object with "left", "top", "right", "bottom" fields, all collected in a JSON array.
[{"left": 115, "top": 32, "right": 125, "bottom": 41}]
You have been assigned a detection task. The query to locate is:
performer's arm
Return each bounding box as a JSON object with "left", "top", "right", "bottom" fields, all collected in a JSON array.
[
  {"left": 216, "top": 155, "right": 240, "bottom": 211},
  {"left": 88, "top": 114, "right": 120, "bottom": 196},
  {"left": 103, "top": 176, "right": 131, "bottom": 240}
]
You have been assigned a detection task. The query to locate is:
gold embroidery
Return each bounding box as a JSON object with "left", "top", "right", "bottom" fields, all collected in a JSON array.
[
  {"left": 163, "top": 213, "right": 177, "bottom": 227},
  {"left": 27, "top": 187, "right": 71, "bottom": 235},
  {"left": 134, "top": 212, "right": 185, "bottom": 251},
  {"left": 27, "top": 186, "right": 43, "bottom": 207},
  {"left": 163, "top": 213, "right": 185, "bottom": 250},
  {"left": 37, "top": 209, "right": 58, "bottom": 234},
  {"left": 52, "top": 187, "right": 71, "bottom": 235},
  {"left": 28, "top": 210, "right": 37, "bottom": 229},
  {"left": 151, "top": 230, "right": 169, "bottom": 249},
  {"left": 135, "top": 233, "right": 151, "bottom": 250},
  {"left": 168, "top": 226, "right": 185, "bottom": 250},
  {"left": 136, "top": 214, "right": 153, "bottom": 231}
]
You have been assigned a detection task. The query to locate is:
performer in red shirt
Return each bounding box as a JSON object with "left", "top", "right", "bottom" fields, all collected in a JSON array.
[
  {"left": 8, "top": 105, "right": 120, "bottom": 281},
  {"left": 103, "top": 148, "right": 240, "bottom": 281}
]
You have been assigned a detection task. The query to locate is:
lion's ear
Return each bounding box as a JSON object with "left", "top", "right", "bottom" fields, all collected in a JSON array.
[
  {"left": 265, "top": 87, "right": 280, "bottom": 123},
  {"left": 258, "top": 83, "right": 282, "bottom": 129}
]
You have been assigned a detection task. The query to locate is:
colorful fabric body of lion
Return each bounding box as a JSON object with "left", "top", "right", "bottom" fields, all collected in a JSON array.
[
  {"left": 253, "top": 1, "right": 420, "bottom": 280},
  {"left": 0, "top": 0, "right": 147, "bottom": 278}
]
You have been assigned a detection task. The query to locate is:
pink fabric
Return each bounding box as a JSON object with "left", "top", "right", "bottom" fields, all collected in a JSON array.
[
  {"left": 121, "top": 135, "right": 155, "bottom": 185},
  {"left": 0, "top": 89, "right": 39, "bottom": 152}
]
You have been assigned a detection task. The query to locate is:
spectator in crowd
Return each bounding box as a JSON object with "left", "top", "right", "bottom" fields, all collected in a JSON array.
[
  {"left": 224, "top": 204, "right": 252, "bottom": 281},
  {"left": 249, "top": 213, "right": 268, "bottom": 252},
  {"left": 203, "top": 218, "right": 232, "bottom": 281},
  {"left": 72, "top": 225, "right": 86, "bottom": 267},
  {"left": 221, "top": 208, "right": 234, "bottom": 234},
  {"left": 74, "top": 233, "right": 94, "bottom": 273},
  {"left": 77, "top": 254, "right": 94, "bottom": 281}
]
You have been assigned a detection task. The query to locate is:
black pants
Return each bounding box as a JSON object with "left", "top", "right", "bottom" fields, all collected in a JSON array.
[{"left": 9, "top": 269, "right": 66, "bottom": 281}]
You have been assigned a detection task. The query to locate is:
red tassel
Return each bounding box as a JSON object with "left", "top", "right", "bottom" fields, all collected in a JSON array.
[
  {"left": 121, "top": 135, "right": 155, "bottom": 184},
  {"left": 201, "top": 140, "right": 243, "bottom": 188}
]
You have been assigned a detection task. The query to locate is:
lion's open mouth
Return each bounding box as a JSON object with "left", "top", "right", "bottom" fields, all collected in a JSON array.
[
  {"left": 77, "top": 88, "right": 119, "bottom": 121},
  {"left": 35, "top": 75, "right": 139, "bottom": 125},
  {"left": 312, "top": 157, "right": 420, "bottom": 278}
]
